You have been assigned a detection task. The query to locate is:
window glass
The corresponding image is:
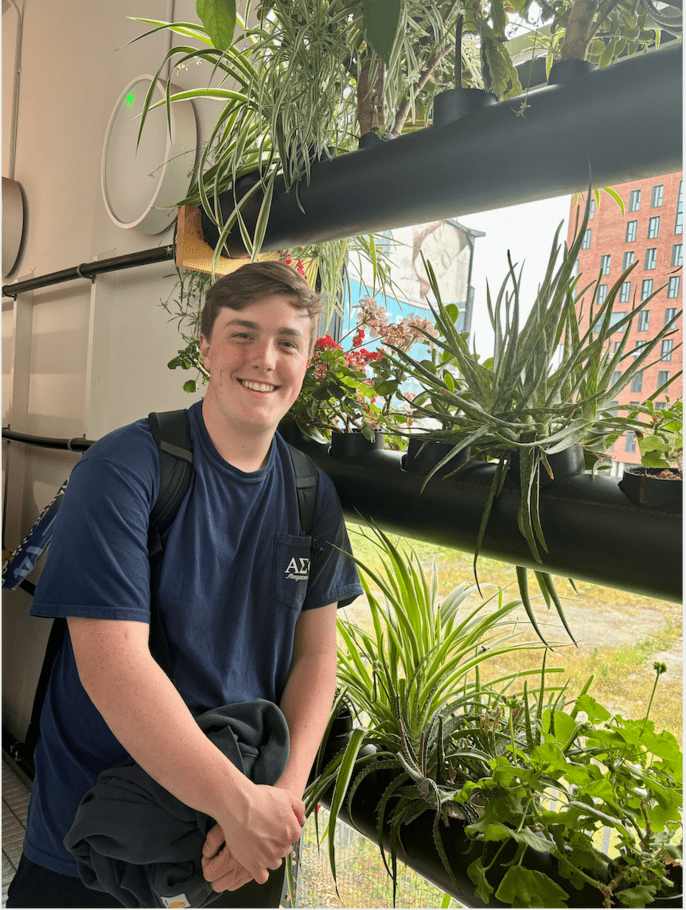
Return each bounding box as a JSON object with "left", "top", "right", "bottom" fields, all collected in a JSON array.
[
  {"left": 671, "top": 244, "right": 683, "bottom": 267},
  {"left": 667, "top": 277, "right": 680, "bottom": 299},
  {"left": 581, "top": 229, "right": 592, "bottom": 249},
  {"left": 600, "top": 254, "right": 611, "bottom": 275},
  {"left": 641, "top": 279, "right": 653, "bottom": 300},
  {"left": 647, "top": 216, "right": 660, "bottom": 239},
  {"left": 644, "top": 248, "right": 657, "bottom": 270},
  {"left": 630, "top": 373, "right": 643, "bottom": 393},
  {"left": 625, "top": 432, "right": 637, "bottom": 452},
  {"left": 665, "top": 306, "right": 678, "bottom": 324},
  {"left": 629, "top": 189, "right": 641, "bottom": 212},
  {"left": 661, "top": 339, "right": 674, "bottom": 361},
  {"left": 625, "top": 221, "right": 637, "bottom": 242},
  {"left": 637, "top": 310, "right": 650, "bottom": 332},
  {"left": 651, "top": 184, "right": 664, "bottom": 207},
  {"left": 619, "top": 281, "right": 631, "bottom": 303},
  {"left": 657, "top": 370, "right": 670, "bottom": 388}
]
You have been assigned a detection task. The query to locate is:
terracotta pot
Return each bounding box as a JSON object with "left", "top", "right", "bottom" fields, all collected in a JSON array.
[
  {"left": 402, "top": 438, "right": 471, "bottom": 479},
  {"left": 619, "top": 467, "right": 683, "bottom": 509},
  {"left": 329, "top": 431, "right": 384, "bottom": 458},
  {"left": 509, "top": 445, "right": 585, "bottom": 487}
]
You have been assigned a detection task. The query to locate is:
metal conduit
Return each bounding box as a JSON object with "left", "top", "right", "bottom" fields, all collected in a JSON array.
[{"left": 2, "top": 245, "right": 175, "bottom": 298}]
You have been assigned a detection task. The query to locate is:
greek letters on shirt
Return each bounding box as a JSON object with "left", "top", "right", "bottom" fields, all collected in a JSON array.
[{"left": 284, "top": 556, "right": 311, "bottom": 582}]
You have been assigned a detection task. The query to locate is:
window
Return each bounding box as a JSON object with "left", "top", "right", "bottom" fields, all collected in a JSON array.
[
  {"left": 644, "top": 248, "right": 657, "bottom": 270},
  {"left": 594, "top": 313, "right": 627, "bottom": 334},
  {"left": 608, "top": 400, "right": 619, "bottom": 417},
  {"left": 632, "top": 342, "right": 647, "bottom": 358},
  {"left": 658, "top": 370, "right": 670, "bottom": 388},
  {"left": 665, "top": 306, "right": 678, "bottom": 325},
  {"left": 597, "top": 284, "right": 608, "bottom": 305},
  {"left": 651, "top": 184, "right": 664, "bottom": 207},
  {"left": 671, "top": 244, "right": 683, "bottom": 267},
  {"left": 675, "top": 180, "right": 683, "bottom": 235},
  {"left": 641, "top": 279, "right": 653, "bottom": 300},
  {"left": 572, "top": 259, "right": 580, "bottom": 277},
  {"left": 630, "top": 373, "right": 643, "bottom": 393},
  {"left": 625, "top": 432, "right": 637, "bottom": 453},
  {"left": 626, "top": 221, "right": 637, "bottom": 242},
  {"left": 667, "top": 277, "right": 681, "bottom": 299},
  {"left": 637, "top": 309, "right": 650, "bottom": 332},
  {"left": 619, "top": 281, "right": 631, "bottom": 303},
  {"left": 661, "top": 339, "right": 674, "bottom": 361},
  {"left": 623, "top": 250, "right": 635, "bottom": 270},
  {"left": 648, "top": 216, "right": 661, "bottom": 239},
  {"left": 655, "top": 401, "right": 667, "bottom": 410},
  {"left": 581, "top": 229, "right": 592, "bottom": 249},
  {"left": 611, "top": 370, "right": 622, "bottom": 386},
  {"left": 629, "top": 189, "right": 641, "bottom": 212},
  {"left": 589, "top": 198, "right": 596, "bottom": 219},
  {"left": 600, "top": 254, "right": 611, "bottom": 275}
]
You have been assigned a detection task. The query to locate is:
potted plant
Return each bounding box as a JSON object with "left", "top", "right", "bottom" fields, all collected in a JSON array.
[
  {"left": 382, "top": 191, "right": 681, "bottom": 637},
  {"left": 306, "top": 528, "right": 683, "bottom": 908},
  {"left": 619, "top": 397, "right": 683, "bottom": 508}
]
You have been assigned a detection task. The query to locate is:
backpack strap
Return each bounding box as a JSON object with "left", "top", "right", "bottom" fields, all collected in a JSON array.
[
  {"left": 286, "top": 443, "right": 323, "bottom": 563},
  {"left": 147, "top": 410, "right": 194, "bottom": 683}
]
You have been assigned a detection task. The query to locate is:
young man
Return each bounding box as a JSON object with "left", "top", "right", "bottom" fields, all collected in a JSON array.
[{"left": 8, "top": 262, "right": 362, "bottom": 908}]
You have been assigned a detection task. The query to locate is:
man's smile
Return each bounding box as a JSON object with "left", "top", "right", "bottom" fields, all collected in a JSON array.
[{"left": 239, "top": 379, "right": 279, "bottom": 393}]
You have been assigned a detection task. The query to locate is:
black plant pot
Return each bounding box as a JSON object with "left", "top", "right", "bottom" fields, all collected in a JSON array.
[
  {"left": 329, "top": 431, "right": 384, "bottom": 458},
  {"left": 509, "top": 444, "right": 586, "bottom": 487},
  {"left": 547, "top": 58, "right": 596, "bottom": 85},
  {"left": 432, "top": 88, "right": 497, "bottom": 127},
  {"left": 619, "top": 467, "right": 683, "bottom": 509},
  {"left": 402, "top": 438, "right": 471, "bottom": 479}
]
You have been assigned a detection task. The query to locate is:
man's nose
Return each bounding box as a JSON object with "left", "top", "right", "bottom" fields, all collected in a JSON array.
[{"left": 252, "top": 338, "right": 277, "bottom": 369}]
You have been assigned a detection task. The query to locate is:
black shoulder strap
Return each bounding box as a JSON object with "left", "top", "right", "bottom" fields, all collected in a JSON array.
[
  {"left": 147, "top": 410, "right": 194, "bottom": 682},
  {"left": 286, "top": 443, "right": 318, "bottom": 537}
]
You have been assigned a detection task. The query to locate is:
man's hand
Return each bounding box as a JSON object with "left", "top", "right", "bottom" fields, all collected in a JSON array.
[{"left": 204, "top": 783, "right": 305, "bottom": 887}]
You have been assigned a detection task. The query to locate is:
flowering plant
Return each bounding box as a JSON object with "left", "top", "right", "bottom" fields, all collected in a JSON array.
[{"left": 286, "top": 297, "right": 443, "bottom": 444}]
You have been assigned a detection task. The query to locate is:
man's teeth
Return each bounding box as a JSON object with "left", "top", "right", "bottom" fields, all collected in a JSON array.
[{"left": 241, "top": 380, "right": 276, "bottom": 393}]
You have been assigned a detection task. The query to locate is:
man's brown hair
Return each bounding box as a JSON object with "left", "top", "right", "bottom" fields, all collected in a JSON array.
[{"left": 200, "top": 261, "right": 323, "bottom": 355}]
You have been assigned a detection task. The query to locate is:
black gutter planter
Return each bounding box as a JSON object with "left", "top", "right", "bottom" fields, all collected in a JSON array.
[
  {"left": 402, "top": 438, "right": 471, "bottom": 478},
  {"left": 431, "top": 88, "right": 497, "bottom": 127},
  {"left": 329, "top": 430, "right": 384, "bottom": 458},
  {"left": 619, "top": 466, "right": 683, "bottom": 509}
]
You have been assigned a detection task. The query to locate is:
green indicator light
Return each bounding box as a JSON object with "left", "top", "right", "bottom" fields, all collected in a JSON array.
[{"left": 125, "top": 92, "right": 134, "bottom": 106}]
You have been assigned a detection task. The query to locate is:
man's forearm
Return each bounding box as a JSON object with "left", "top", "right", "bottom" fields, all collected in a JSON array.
[{"left": 277, "top": 604, "right": 338, "bottom": 798}]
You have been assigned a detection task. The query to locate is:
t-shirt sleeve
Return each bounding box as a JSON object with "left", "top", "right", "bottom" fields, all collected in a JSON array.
[
  {"left": 302, "top": 470, "right": 363, "bottom": 610},
  {"left": 30, "top": 426, "right": 159, "bottom": 623}
]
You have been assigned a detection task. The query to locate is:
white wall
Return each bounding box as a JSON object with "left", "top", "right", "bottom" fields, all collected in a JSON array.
[{"left": 1, "top": 0, "right": 233, "bottom": 740}]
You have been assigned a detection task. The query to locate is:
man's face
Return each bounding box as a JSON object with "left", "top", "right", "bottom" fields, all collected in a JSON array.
[{"left": 199, "top": 294, "right": 311, "bottom": 437}]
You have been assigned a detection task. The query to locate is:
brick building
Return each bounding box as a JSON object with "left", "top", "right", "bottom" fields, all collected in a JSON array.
[{"left": 568, "top": 172, "right": 683, "bottom": 472}]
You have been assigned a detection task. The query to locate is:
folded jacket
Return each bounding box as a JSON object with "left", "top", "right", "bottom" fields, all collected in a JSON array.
[{"left": 64, "top": 699, "right": 290, "bottom": 908}]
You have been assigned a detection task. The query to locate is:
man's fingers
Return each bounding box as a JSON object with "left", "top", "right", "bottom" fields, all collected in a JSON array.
[{"left": 202, "top": 823, "right": 226, "bottom": 858}]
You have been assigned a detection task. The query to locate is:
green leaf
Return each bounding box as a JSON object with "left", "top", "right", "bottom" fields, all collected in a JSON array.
[
  {"left": 183, "top": 379, "right": 197, "bottom": 393},
  {"left": 615, "top": 884, "right": 659, "bottom": 907},
  {"left": 195, "top": 0, "right": 236, "bottom": 51},
  {"left": 362, "top": 0, "right": 401, "bottom": 65},
  {"left": 496, "top": 866, "right": 570, "bottom": 907}
]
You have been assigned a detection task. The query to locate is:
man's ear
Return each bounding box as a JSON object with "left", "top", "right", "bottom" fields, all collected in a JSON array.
[{"left": 199, "top": 333, "right": 210, "bottom": 371}]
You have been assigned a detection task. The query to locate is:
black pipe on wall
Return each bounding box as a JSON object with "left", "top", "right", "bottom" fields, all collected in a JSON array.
[
  {"left": 292, "top": 440, "right": 682, "bottom": 603},
  {"left": 202, "top": 44, "right": 682, "bottom": 254}
]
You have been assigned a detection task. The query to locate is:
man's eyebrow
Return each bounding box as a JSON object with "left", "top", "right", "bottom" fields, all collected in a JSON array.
[{"left": 224, "top": 318, "right": 305, "bottom": 339}]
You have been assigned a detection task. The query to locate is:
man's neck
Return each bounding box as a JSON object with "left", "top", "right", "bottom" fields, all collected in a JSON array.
[{"left": 201, "top": 399, "right": 274, "bottom": 472}]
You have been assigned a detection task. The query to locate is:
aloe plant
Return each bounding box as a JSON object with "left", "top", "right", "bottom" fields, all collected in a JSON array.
[{"left": 385, "top": 191, "right": 681, "bottom": 638}]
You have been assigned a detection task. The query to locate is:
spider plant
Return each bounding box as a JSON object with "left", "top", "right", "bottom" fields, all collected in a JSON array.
[
  {"left": 305, "top": 524, "right": 566, "bottom": 894},
  {"left": 385, "top": 190, "right": 681, "bottom": 636}
]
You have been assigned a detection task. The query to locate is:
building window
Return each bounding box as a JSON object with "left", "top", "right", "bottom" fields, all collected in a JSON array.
[
  {"left": 676, "top": 180, "right": 683, "bottom": 235},
  {"left": 623, "top": 250, "right": 635, "bottom": 270},
  {"left": 661, "top": 339, "right": 674, "bottom": 361},
  {"left": 611, "top": 370, "right": 622, "bottom": 386},
  {"left": 572, "top": 259, "right": 580, "bottom": 277},
  {"left": 613, "top": 341, "right": 621, "bottom": 352},
  {"left": 630, "top": 373, "right": 643, "bottom": 393},
  {"left": 581, "top": 229, "right": 592, "bottom": 249},
  {"left": 637, "top": 309, "right": 650, "bottom": 332},
  {"left": 657, "top": 370, "right": 670, "bottom": 388},
  {"left": 641, "top": 279, "right": 653, "bottom": 300},
  {"left": 597, "top": 284, "right": 608, "bottom": 305},
  {"left": 626, "top": 221, "right": 638, "bottom": 242},
  {"left": 665, "top": 306, "right": 678, "bottom": 325},
  {"left": 644, "top": 248, "right": 657, "bottom": 270},
  {"left": 667, "top": 277, "right": 681, "bottom": 299},
  {"left": 629, "top": 189, "right": 641, "bottom": 212},
  {"left": 651, "top": 184, "right": 664, "bottom": 207},
  {"left": 625, "top": 432, "right": 637, "bottom": 453},
  {"left": 671, "top": 244, "right": 683, "bottom": 267},
  {"left": 619, "top": 281, "right": 631, "bottom": 302},
  {"left": 632, "top": 342, "right": 647, "bottom": 358},
  {"left": 594, "top": 313, "right": 627, "bottom": 334},
  {"left": 648, "top": 216, "right": 661, "bottom": 239},
  {"left": 599, "top": 254, "right": 611, "bottom": 275},
  {"left": 655, "top": 401, "right": 667, "bottom": 410},
  {"left": 589, "top": 197, "right": 596, "bottom": 219}
]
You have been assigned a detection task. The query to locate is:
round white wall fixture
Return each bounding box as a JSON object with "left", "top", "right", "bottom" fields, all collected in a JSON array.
[
  {"left": 101, "top": 75, "right": 198, "bottom": 235},
  {"left": 2, "top": 177, "right": 25, "bottom": 278}
]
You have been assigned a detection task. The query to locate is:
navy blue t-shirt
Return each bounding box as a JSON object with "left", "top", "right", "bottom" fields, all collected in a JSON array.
[{"left": 24, "top": 401, "right": 362, "bottom": 875}]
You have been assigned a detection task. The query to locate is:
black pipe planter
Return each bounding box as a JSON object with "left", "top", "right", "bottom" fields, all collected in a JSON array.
[
  {"left": 201, "top": 44, "right": 682, "bottom": 255},
  {"left": 289, "top": 438, "right": 682, "bottom": 603}
]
